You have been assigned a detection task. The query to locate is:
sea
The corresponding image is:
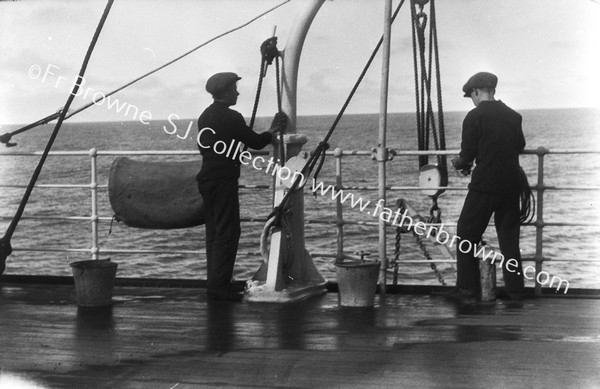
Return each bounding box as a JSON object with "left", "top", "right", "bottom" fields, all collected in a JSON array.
[{"left": 1, "top": 107, "right": 599, "bottom": 289}]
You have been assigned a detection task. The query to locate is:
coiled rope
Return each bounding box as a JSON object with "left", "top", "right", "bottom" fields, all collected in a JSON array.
[
  {"left": 0, "top": 0, "right": 115, "bottom": 275},
  {"left": 0, "top": 0, "right": 291, "bottom": 147},
  {"left": 519, "top": 167, "right": 536, "bottom": 224}
]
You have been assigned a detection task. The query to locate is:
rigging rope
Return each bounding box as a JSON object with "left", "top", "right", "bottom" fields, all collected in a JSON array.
[
  {"left": 0, "top": 0, "right": 291, "bottom": 147},
  {"left": 247, "top": 36, "right": 286, "bottom": 166},
  {"left": 0, "top": 0, "right": 115, "bottom": 275},
  {"left": 410, "top": 0, "right": 447, "bottom": 181},
  {"left": 410, "top": 0, "right": 447, "bottom": 224},
  {"left": 265, "top": 0, "right": 407, "bottom": 229}
]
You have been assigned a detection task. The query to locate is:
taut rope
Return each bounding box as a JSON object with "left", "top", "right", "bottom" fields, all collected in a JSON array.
[
  {"left": 0, "top": 0, "right": 115, "bottom": 275},
  {"left": 247, "top": 36, "right": 286, "bottom": 165},
  {"left": 0, "top": 0, "right": 291, "bottom": 147},
  {"left": 265, "top": 0, "right": 407, "bottom": 229}
]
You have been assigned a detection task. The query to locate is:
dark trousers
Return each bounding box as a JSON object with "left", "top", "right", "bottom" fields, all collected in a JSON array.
[
  {"left": 456, "top": 190, "right": 524, "bottom": 294},
  {"left": 199, "top": 178, "right": 241, "bottom": 292}
]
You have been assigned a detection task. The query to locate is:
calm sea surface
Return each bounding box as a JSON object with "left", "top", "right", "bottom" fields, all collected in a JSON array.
[{"left": 1, "top": 108, "right": 599, "bottom": 289}]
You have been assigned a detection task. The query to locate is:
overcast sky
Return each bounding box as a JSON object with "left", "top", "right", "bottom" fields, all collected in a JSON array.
[{"left": 1, "top": 0, "right": 599, "bottom": 124}]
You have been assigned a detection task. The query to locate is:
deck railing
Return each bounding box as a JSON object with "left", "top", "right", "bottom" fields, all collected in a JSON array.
[{"left": 1, "top": 147, "right": 599, "bottom": 294}]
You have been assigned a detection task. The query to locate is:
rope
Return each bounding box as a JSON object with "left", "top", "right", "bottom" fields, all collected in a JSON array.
[
  {"left": 0, "top": 0, "right": 291, "bottom": 147},
  {"left": 410, "top": 4, "right": 425, "bottom": 168},
  {"left": 0, "top": 0, "right": 115, "bottom": 275},
  {"left": 519, "top": 167, "right": 536, "bottom": 224},
  {"left": 246, "top": 36, "right": 285, "bottom": 167},
  {"left": 430, "top": 0, "right": 447, "bottom": 182},
  {"left": 0, "top": 111, "right": 61, "bottom": 147},
  {"left": 275, "top": 55, "right": 286, "bottom": 165},
  {"left": 410, "top": 0, "right": 447, "bottom": 183},
  {"left": 249, "top": 56, "right": 267, "bottom": 133},
  {"left": 410, "top": 0, "right": 447, "bottom": 222}
]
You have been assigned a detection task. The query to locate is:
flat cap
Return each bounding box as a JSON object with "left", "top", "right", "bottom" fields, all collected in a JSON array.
[
  {"left": 462, "top": 72, "right": 498, "bottom": 97},
  {"left": 206, "top": 72, "right": 241, "bottom": 95}
]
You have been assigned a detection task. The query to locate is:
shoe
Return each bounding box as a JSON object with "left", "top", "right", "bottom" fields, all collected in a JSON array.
[
  {"left": 207, "top": 288, "right": 244, "bottom": 301},
  {"left": 496, "top": 289, "right": 524, "bottom": 301},
  {"left": 443, "top": 288, "right": 478, "bottom": 304},
  {"left": 229, "top": 282, "right": 246, "bottom": 293}
]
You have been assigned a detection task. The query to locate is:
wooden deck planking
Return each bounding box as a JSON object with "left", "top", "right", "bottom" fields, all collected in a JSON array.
[{"left": 1, "top": 283, "right": 600, "bottom": 388}]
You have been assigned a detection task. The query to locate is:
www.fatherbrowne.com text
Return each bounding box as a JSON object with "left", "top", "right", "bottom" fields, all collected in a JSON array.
[{"left": 195, "top": 128, "right": 570, "bottom": 294}]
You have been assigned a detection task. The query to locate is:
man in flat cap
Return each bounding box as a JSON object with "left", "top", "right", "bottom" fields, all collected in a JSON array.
[
  {"left": 197, "top": 72, "right": 287, "bottom": 301},
  {"left": 451, "top": 71, "right": 526, "bottom": 303}
]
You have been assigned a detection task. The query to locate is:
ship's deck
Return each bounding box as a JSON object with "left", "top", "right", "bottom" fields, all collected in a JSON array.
[{"left": 1, "top": 282, "right": 600, "bottom": 389}]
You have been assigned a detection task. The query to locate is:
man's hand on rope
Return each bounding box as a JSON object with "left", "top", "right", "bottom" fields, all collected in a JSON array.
[
  {"left": 451, "top": 156, "right": 472, "bottom": 176},
  {"left": 268, "top": 112, "right": 288, "bottom": 136},
  {"left": 260, "top": 37, "right": 279, "bottom": 65}
]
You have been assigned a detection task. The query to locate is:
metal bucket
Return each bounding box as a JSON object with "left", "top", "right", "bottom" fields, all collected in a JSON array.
[
  {"left": 335, "top": 261, "right": 380, "bottom": 307},
  {"left": 70, "top": 259, "right": 118, "bottom": 307}
]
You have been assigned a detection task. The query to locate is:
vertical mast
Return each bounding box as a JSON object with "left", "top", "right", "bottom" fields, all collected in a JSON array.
[{"left": 378, "top": 0, "right": 393, "bottom": 293}]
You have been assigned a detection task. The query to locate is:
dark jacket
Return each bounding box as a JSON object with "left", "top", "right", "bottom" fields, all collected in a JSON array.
[
  {"left": 197, "top": 102, "right": 272, "bottom": 181},
  {"left": 457, "top": 100, "right": 525, "bottom": 193}
]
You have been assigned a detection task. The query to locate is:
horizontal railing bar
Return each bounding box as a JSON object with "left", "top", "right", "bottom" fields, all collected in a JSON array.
[
  {"left": 3, "top": 148, "right": 600, "bottom": 158},
  {"left": 0, "top": 150, "right": 270, "bottom": 157},
  {"left": 11, "top": 246, "right": 598, "bottom": 263},
  {"left": 2, "top": 215, "right": 598, "bottom": 228},
  {"left": 3, "top": 183, "right": 600, "bottom": 192},
  {"left": 0, "top": 216, "right": 91, "bottom": 221},
  {"left": 13, "top": 248, "right": 91, "bottom": 253},
  {"left": 0, "top": 184, "right": 271, "bottom": 190},
  {"left": 0, "top": 184, "right": 92, "bottom": 189},
  {"left": 532, "top": 185, "right": 600, "bottom": 191},
  {"left": 321, "top": 149, "right": 600, "bottom": 157}
]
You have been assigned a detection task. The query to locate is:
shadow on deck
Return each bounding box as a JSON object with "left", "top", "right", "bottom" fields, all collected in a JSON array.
[{"left": 1, "top": 282, "right": 600, "bottom": 388}]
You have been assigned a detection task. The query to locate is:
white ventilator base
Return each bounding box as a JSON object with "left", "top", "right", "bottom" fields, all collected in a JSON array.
[{"left": 245, "top": 280, "right": 327, "bottom": 303}]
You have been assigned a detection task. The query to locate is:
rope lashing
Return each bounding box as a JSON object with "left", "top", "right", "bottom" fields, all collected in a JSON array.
[
  {"left": 0, "top": 0, "right": 291, "bottom": 147},
  {"left": 261, "top": 36, "right": 280, "bottom": 71},
  {"left": 0, "top": 0, "right": 115, "bottom": 275}
]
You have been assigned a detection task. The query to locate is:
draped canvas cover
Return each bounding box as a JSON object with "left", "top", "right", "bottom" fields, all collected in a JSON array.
[{"left": 108, "top": 157, "right": 204, "bottom": 229}]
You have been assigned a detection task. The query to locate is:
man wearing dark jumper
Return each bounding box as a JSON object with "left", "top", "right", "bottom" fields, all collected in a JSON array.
[
  {"left": 197, "top": 72, "right": 286, "bottom": 301},
  {"left": 452, "top": 71, "right": 526, "bottom": 302}
]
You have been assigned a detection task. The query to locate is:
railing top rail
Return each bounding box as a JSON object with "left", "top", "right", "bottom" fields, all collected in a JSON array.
[
  {"left": 0, "top": 149, "right": 271, "bottom": 157},
  {"left": 2, "top": 148, "right": 600, "bottom": 158}
]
